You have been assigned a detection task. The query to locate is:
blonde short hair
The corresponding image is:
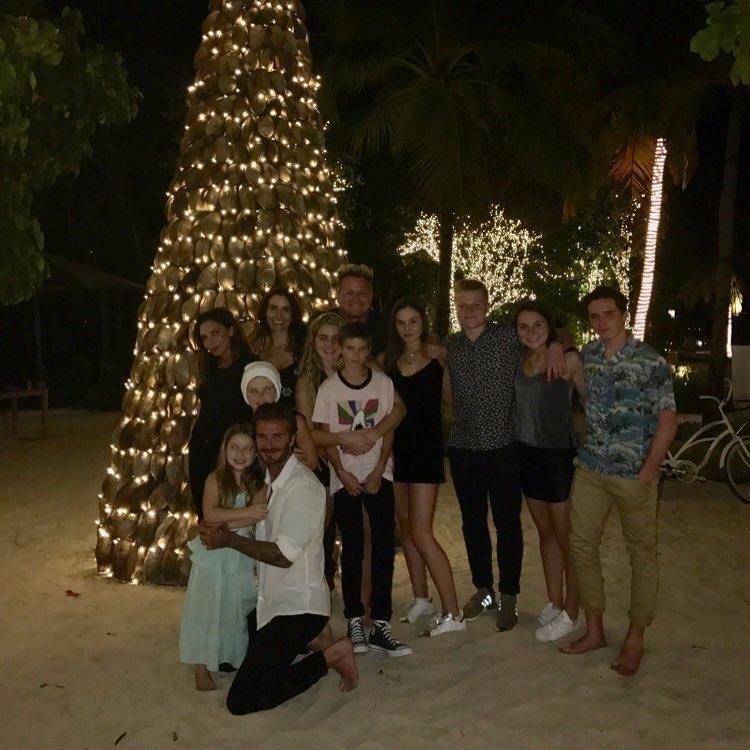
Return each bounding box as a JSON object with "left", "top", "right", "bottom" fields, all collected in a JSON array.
[
  {"left": 455, "top": 278, "right": 488, "bottom": 302},
  {"left": 337, "top": 263, "right": 374, "bottom": 288}
]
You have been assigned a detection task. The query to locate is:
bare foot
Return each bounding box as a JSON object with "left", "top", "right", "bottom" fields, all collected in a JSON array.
[
  {"left": 559, "top": 628, "right": 607, "bottom": 655},
  {"left": 611, "top": 639, "right": 644, "bottom": 676},
  {"left": 195, "top": 665, "right": 217, "bottom": 691},
  {"left": 307, "top": 622, "right": 336, "bottom": 652},
  {"left": 323, "top": 637, "right": 359, "bottom": 693}
]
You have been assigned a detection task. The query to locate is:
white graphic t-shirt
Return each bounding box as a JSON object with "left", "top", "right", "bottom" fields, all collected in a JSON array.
[{"left": 312, "top": 368, "right": 395, "bottom": 494}]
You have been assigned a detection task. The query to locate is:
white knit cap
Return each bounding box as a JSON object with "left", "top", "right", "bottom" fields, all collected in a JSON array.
[{"left": 240, "top": 361, "right": 282, "bottom": 405}]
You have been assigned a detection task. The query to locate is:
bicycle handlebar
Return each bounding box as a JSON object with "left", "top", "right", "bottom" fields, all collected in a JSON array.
[{"left": 698, "top": 378, "right": 733, "bottom": 408}]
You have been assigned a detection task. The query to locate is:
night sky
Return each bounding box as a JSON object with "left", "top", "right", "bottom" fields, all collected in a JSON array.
[{"left": 2, "top": 0, "right": 746, "bottom": 403}]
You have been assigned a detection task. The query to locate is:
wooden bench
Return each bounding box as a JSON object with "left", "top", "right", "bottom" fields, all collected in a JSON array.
[{"left": 0, "top": 388, "right": 49, "bottom": 437}]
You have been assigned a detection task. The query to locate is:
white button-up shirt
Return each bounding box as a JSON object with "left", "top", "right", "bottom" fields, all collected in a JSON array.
[{"left": 255, "top": 454, "right": 330, "bottom": 629}]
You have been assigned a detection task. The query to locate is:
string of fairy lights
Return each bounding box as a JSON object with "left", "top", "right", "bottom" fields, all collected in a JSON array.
[
  {"left": 398, "top": 208, "right": 538, "bottom": 330},
  {"left": 95, "top": 0, "right": 347, "bottom": 585},
  {"left": 633, "top": 138, "right": 667, "bottom": 339}
]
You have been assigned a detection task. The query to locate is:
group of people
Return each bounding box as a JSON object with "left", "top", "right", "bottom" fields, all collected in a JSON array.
[{"left": 177, "top": 263, "right": 677, "bottom": 714}]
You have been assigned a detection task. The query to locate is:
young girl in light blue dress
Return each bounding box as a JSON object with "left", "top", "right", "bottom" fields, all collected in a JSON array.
[{"left": 179, "top": 422, "right": 268, "bottom": 691}]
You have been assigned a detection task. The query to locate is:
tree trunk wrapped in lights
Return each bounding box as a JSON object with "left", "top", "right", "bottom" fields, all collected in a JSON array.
[
  {"left": 95, "top": 0, "right": 345, "bottom": 585},
  {"left": 633, "top": 138, "right": 667, "bottom": 340}
]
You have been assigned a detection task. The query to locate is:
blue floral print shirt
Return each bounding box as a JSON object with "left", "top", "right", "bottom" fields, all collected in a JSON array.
[{"left": 577, "top": 334, "right": 676, "bottom": 478}]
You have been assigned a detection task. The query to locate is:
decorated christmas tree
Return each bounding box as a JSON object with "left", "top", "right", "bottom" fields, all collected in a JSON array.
[{"left": 95, "top": 0, "right": 345, "bottom": 585}]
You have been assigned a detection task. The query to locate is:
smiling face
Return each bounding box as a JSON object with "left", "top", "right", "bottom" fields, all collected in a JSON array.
[
  {"left": 394, "top": 307, "right": 424, "bottom": 346},
  {"left": 315, "top": 323, "right": 341, "bottom": 366},
  {"left": 337, "top": 276, "right": 373, "bottom": 321},
  {"left": 255, "top": 418, "right": 295, "bottom": 469},
  {"left": 587, "top": 298, "right": 627, "bottom": 344},
  {"left": 245, "top": 376, "right": 278, "bottom": 411},
  {"left": 341, "top": 336, "right": 370, "bottom": 370},
  {"left": 516, "top": 310, "right": 550, "bottom": 351},
  {"left": 266, "top": 294, "right": 293, "bottom": 333},
  {"left": 455, "top": 290, "right": 488, "bottom": 333},
  {"left": 199, "top": 319, "right": 233, "bottom": 361},
  {"left": 225, "top": 433, "right": 255, "bottom": 473}
]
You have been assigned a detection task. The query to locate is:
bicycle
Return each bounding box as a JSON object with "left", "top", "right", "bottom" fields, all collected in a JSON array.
[{"left": 660, "top": 380, "right": 750, "bottom": 504}]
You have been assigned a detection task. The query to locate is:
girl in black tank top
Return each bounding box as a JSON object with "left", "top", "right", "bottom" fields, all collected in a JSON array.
[{"left": 383, "top": 298, "right": 464, "bottom": 637}]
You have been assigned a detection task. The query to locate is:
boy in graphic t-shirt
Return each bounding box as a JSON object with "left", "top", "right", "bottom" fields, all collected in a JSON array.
[{"left": 312, "top": 322, "right": 412, "bottom": 657}]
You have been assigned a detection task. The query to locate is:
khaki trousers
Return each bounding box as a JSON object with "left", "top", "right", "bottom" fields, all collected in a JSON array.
[{"left": 569, "top": 464, "right": 659, "bottom": 628}]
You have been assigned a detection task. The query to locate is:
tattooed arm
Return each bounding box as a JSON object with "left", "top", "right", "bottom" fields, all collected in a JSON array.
[{"left": 199, "top": 522, "right": 292, "bottom": 568}]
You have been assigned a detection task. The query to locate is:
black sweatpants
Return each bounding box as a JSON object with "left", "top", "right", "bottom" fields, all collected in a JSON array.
[
  {"left": 333, "top": 479, "right": 395, "bottom": 621},
  {"left": 323, "top": 518, "right": 337, "bottom": 584},
  {"left": 226, "top": 611, "right": 329, "bottom": 715},
  {"left": 448, "top": 444, "right": 523, "bottom": 595}
]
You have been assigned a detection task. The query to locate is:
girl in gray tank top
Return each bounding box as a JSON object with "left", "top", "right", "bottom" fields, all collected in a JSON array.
[
  {"left": 515, "top": 368, "right": 576, "bottom": 449},
  {"left": 514, "top": 301, "right": 586, "bottom": 644}
]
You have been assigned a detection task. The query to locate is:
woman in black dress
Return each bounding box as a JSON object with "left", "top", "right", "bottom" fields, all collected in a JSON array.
[
  {"left": 383, "top": 298, "right": 464, "bottom": 637},
  {"left": 188, "top": 308, "right": 255, "bottom": 519},
  {"left": 249, "top": 287, "right": 307, "bottom": 405}
]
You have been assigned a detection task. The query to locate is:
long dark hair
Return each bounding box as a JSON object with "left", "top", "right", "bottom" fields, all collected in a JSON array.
[
  {"left": 513, "top": 300, "right": 559, "bottom": 347},
  {"left": 384, "top": 297, "right": 430, "bottom": 372},
  {"left": 192, "top": 308, "right": 252, "bottom": 382},
  {"left": 250, "top": 287, "right": 307, "bottom": 359}
]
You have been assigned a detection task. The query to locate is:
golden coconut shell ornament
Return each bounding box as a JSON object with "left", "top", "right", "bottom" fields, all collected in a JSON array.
[{"left": 95, "top": 0, "right": 345, "bottom": 584}]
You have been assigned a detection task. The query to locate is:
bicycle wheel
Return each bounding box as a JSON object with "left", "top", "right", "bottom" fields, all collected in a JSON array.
[{"left": 724, "top": 439, "right": 750, "bottom": 504}]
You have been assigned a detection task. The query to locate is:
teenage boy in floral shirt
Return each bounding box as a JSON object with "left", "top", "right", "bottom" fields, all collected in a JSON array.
[{"left": 562, "top": 286, "right": 677, "bottom": 676}]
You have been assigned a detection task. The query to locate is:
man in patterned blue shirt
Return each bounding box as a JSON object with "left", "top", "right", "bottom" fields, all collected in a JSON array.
[{"left": 562, "top": 286, "right": 677, "bottom": 677}]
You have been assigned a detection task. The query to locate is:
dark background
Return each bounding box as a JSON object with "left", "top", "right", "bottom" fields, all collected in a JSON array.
[{"left": 1, "top": 0, "right": 745, "bottom": 408}]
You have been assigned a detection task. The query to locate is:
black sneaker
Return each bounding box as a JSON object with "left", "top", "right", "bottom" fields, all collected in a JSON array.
[
  {"left": 369, "top": 620, "right": 413, "bottom": 657},
  {"left": 347, "top": 616, "right": 370, "bottom": 654}
]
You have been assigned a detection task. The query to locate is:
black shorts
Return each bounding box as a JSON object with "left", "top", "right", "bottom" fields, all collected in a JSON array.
[{"left": 518, "top": 442, "right": 576, "bottom": 503}]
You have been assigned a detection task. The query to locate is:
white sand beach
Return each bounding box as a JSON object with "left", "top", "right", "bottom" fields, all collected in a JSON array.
[{"left": 1, "top": 410, "right": 749, "bottom": 749}]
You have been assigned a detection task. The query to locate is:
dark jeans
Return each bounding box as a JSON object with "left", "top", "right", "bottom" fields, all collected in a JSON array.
[
  {"left": 448, "top": 444, "right": 523, "bottom": 596},
  {"left": 334, "top": 478, "right": 395, "bottom": 621},
  {"left": 226, "top": 611, "right": 329, "bottom": 715}
]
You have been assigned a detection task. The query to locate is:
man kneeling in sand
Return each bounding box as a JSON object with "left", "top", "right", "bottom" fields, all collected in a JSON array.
[{"left": 201, "top": 402, "right": 358, "bottom": 713}]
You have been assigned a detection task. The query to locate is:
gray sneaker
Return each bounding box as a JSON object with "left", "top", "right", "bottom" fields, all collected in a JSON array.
[
  {"left": 463, "top": 588, "right": 498, "bottom": 621},
  {"left": 495, "top": 594, "right": 518, "bottom": 632}
]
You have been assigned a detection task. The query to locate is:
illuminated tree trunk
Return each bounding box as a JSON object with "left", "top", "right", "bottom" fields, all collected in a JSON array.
[
  {"left": 633, "top": 138, "right": 667, "bottom": 340},
  {"left": 435, "top": 211, "right": 454, "bottom": 338},
  {"left": 706, "top": 87, "right": 744, "bottom": 419},
  {"left": 95, "top": 0, "right": 345, "bottom": 584}
]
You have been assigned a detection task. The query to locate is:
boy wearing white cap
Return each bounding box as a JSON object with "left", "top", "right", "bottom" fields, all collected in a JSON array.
[{"left": 240, "top": 361, "right": 318, "bottom": 471}]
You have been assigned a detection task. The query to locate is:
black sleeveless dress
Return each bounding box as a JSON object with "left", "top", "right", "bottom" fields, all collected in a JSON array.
[
  {"left": 188, "top": 352, "right": 255, "bottom": 518},
  {"left": 390, "top": 358, "right": 445, "bottom": 484},
  {"left": 278, "top": 361, "right": 299, "bottom": 406}
]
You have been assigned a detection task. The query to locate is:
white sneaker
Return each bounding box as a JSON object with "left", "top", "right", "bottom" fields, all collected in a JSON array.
[
  {"left": 399, "top": 597, "right": 437, "bottom": 624},
  {"left": 421, "top": 611, "right": 467, "bottom": 637},
  {"left": 534, "top": 611, "right": 581, "bottom": 642},
  {"left": 538, "top": 601, "right": 562, "bottom": 626}
]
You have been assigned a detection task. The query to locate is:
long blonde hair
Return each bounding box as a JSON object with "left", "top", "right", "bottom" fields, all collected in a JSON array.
[
  {"left": 214, "top": 423, "right": 265, "bottom": 508},
  {"left": 297, "top": 311, "right": 344, "bottom": 408}
]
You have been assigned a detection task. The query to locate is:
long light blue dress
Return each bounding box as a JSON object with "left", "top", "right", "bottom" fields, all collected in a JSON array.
[{"left": 179, "top": 492, "right": 258, "bottom": 671}]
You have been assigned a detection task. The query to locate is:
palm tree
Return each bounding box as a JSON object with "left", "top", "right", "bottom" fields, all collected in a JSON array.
[
  {"left": 312, "top": 0, "right": 604, "bottom": 334},
  {"left": 311, "top": 0, "right": 496, "bottom": 334},
  {"left": 691, "top": 2, "right": 749, "bottom": 411},
  {"left": 579, "top": 1, "right": 707, "bottom": 334}
]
